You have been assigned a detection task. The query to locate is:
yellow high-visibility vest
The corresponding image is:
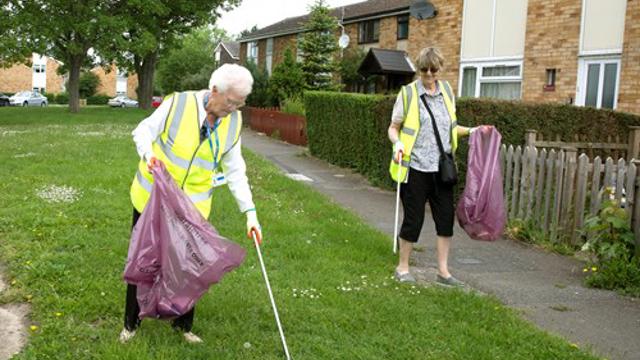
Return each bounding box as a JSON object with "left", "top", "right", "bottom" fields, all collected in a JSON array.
[
  {"left": 130, "top": 91, "right": 242, "bottom": 218},
  {"left": 389, "top": 80, "right": 458, "bottom": 182}
]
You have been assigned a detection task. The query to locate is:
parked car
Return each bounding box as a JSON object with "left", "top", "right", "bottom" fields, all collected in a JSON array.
[
  {"left": 9, "top": 91, "right": 48, "bottom": 107},
  {"left": 152, "top": 96, "right": 163, "bottom": 108},
  {"left": 0, "top": 93, "right": 9, "bottom": 106},
  {"left": 108, "top": 96, "right": 138, "bottom": 108}
]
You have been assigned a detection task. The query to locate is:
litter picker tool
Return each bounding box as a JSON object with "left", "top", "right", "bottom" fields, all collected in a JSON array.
[
  {"left": 251, "top": 230, "right": 291, "bottom": 360},
  {"left": 393, "top": 150, "right": 403, "bottom": 254}
]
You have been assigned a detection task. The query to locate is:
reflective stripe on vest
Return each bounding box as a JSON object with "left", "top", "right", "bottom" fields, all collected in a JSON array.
[
  {"left": 130, "top": 91, "right": 242, "bottom": 218},
  {"left": 389, "top": 80, "right": 458, "bottom": 183}
]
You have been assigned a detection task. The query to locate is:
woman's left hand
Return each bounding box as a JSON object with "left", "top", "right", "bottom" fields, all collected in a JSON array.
[{"left": 471, "top": 125, "right": 493, "bottom": 134}]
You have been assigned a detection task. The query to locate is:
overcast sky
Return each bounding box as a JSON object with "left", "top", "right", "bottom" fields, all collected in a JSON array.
[{"left": 216, "top": 0, "right": 366, "bottom": 38}]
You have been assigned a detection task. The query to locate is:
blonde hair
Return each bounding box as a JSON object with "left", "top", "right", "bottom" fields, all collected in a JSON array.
[{"left": 415, "top": 47, "right": 444, "bottom": 72}]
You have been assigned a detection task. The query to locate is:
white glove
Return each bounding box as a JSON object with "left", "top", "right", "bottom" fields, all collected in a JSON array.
[
  {"left": 393, "top": 140, "right": 405, "bottom": 163},
  {"left": 246, "top": 210, "right": 262, "bottom": 244},
  {"left": 469, "top": 126, "right": 479, "bottom": 134}
]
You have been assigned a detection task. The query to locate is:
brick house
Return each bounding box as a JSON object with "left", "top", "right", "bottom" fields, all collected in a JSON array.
[
  {"left": 237, "top": 0, "right": 639, "bottom": 115},
  {"left": 214, "top": 41, "right": 240, "bottom": 66},
  {"left": 0, "top": 53, "right": 139, "bottom": 99}
]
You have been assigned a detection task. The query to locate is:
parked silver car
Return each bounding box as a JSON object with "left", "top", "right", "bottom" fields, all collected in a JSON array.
[
  {"left": 108, "top": 96, "right": 138, "bottom": 108},
  {"left": 9, "top": 91, "right": 48, "bottom": 107}
]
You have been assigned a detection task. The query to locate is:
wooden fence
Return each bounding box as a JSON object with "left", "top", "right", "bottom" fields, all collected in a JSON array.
[
  {"left": 501, "top": 144, "right": 640, "bottom": 247},
  {"left": 243, "top": 107, "right": 307, "bottom": 146}
]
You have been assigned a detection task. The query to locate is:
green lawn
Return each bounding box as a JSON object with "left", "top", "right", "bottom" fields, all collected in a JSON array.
[{"left": 0, "top": 107, "right": 599, "bottom": 359}]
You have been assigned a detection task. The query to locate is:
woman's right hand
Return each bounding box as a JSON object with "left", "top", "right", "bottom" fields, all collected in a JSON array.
[{"left": 393, "top": 141, "right": 405, "bottom": 163}]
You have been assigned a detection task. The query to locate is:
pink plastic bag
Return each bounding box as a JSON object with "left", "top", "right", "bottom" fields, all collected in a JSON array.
[
  {"left": 456, "top": 127, "right": 506, "bottom": 241},
  {"left": 123, "top": 162, "right": 246, "bottom": 319}
]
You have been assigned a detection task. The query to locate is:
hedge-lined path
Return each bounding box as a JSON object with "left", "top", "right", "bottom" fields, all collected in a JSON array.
[{"left": 243, "top": 129, "right": 640, "bottom": 360}]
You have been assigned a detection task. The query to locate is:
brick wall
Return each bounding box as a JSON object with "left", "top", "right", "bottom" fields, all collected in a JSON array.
[
  {"left": 618, "top": 0, "right": 640, "bottom": 114},
  {"left": 239, "top": 43, "right": 247, "bottom": 64},
  {"left": 0, "top": 63, "right": 34, "bottom": 93},
  {"left": 0, "top": 58, "right": 67, "bottom": 94},
  {"left": 258, "top": 39, "right": 267, "bottom": 69},
  {"left": 127, "top": 74, "right": 139, "bottom": 99},
  {"left": 522, "top": 0, "right": 582, "bottom": 105},
  {"left": 45, "top": 59, "right": 65, "bottom": 93},
  {"left": 93, "top": 65, "right": 116, "bottom": 96},
  {"left": 378, "top": 17, "right": 397, "bottom": 49},
  {"left": 406, "top": 0, "right": 464, "bottom": 94},
  {"left": 273, "top": 35, "right": 297, "bottom": 66}
]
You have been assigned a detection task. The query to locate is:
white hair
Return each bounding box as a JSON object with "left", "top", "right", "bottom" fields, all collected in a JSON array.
[{"left": 208, "top": 63, "right": 253, "bottom": 97}]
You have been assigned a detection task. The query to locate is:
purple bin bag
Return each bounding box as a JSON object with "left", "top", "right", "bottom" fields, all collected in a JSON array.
[
  {"left": 123, "top": 162, "right": 246, "bottom": 319},
  {"left": 456, "top": 127, "right": 506, "bottom": 241}
]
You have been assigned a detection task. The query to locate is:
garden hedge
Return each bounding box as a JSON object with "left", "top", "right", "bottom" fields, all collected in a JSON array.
[{"left": 305, "top": 91, "right": 640, "bottom": 190}]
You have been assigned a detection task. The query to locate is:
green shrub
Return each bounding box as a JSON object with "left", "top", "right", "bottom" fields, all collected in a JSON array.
[
  {"left": 281, "top": 97, "right": 305, "bottom": 117},
  {"left": 305, "top": 91, "right": 640, "bottom": 190},
  {"left": 78, "top": 71, "right": 101, "bottom": 98},
  {"left": 580, "top": 198, "right": 640, "bottom": 296},
  {"left": 53, "top": 92, "right": 69, "bottom": 104},
  {"left": 305, "top": 91, "right": 392, "bottom": 187},
  {"left": 269, "top": 48, "right": 306, "bottom": 104},
  {"left": 245, "top": 60, "right": 276, "bottom": 108},
  {"left": 86, "top": 94, "right": 110, "bottom": 105}
]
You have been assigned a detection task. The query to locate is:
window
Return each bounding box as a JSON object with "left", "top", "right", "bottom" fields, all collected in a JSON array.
[
  {"left": 461, "top": 0, "right": 528, "bottom": 60},
  {"left": 247, "top": 41, "right": 258, "bottom": 63},
  {"left": 577, "top": 57, "right": 620, "bottom": 109},
  {"left": 460, "top": 61, "right": 522, "bottom": 100},
  {"left": 580, "top": 0, "right": 626, "bottom": 55},
  {"left": 544, "top": 69, "right": 556, "bottom": 91},
  {"left": 397, "top": 15, "right": 409, "bottom": 40},
  {"left": 358, "top": 19, "right": 379, "bottom": 44},
  {"left": 266, "top": 38, "right": 273, "bottom": 75},
  {"left": 215, "top": 50, "right": 221, "bottom": 63},
  {"left": 33, "top": 64, "right": 46, "bottom": 73}
]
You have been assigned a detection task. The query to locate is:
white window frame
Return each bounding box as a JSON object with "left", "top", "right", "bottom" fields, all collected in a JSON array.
[
  {"left": 458, "top": 59, "right": 524, "bottom": 99},
  {"left": 265, "top": 38, "right": 274, "bottom": 75},
  {"left": 247, "top": 41, "right": 258, "bottom": 63},
  {"left": 576, "top": 55, "right": 621, "bottom": 109}
]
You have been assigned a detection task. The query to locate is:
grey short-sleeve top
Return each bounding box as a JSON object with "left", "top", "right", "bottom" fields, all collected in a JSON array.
[{"left": 391, "top": 81, "right": 452, "bottom": 172}]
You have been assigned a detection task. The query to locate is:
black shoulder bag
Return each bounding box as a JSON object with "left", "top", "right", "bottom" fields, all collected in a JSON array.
[{"left": 420, "top": 93, "right": 458, "bottom": 186}]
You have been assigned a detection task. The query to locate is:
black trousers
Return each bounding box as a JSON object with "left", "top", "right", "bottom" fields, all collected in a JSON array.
[
  {"left": 124, "top": 208, "right": 195, "bottom": 332},
  {"left": 399, "top": 167, "right": 455, "bottom": 242}
]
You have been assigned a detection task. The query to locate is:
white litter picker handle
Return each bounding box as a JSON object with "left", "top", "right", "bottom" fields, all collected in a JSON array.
[
  {"left": 393, "top": 150, "right": 403, "bottom": 254},
  {"left": 252, "top": 230, "right": 291, "bottom": 360}
]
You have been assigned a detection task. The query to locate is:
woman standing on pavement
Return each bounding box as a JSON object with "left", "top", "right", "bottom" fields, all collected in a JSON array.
[{"left": 388, "top": 47, "right": 489, "bottom": 286}]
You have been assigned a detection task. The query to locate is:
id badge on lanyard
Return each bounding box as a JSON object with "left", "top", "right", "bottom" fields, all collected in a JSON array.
[{"left": 206, "top": 119, "right": 227, "bottom": 187}]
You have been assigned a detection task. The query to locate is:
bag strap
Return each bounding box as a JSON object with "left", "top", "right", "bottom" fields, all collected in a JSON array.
[{"left": 420, "top": 93, "right": 446, "bottom": 156}]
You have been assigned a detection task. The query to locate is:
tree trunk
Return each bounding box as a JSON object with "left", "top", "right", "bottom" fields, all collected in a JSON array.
[
  {"left": 135, "top": 51, "right": 158, "bottom": 110},
  {"left": 67, "top": 55, "right": 83, "bottom": 113}
]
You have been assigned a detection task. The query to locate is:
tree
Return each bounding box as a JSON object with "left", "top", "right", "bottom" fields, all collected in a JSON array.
[
  {"left": 109, "top": 1, "right": 240, "bottom": 109},
  {"left": 268, "top": 48, "right": 306, "bottom": 104},
  {"left": 4, "top": 0, "right": 125, "bottom": 112},
  {"left": 245, "top": 60, "right": 275, "bottom": 108},
  {"left": 238, "top": 25, "right": 259, "bottom": 39},
  {"left": 338, "top": 47, "right": 371, "bottom": 92},
  {"left": 78, "top": 71, "right": 100, "bottom": 98},
  {"left": 156, "top": 27, "right": 229, "bottom": 94},
  {"left": 298, "top": 0, "right": 340, "bottom": 91}
]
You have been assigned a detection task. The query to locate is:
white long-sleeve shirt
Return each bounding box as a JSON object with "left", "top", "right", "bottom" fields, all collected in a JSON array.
[{"left": 131, "top": 90, "right": 255, "bottom": 213}]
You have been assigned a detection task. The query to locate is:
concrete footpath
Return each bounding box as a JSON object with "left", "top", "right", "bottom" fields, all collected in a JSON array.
[{"left": 243, "top": 130, "right": 640, "bottom": 360}]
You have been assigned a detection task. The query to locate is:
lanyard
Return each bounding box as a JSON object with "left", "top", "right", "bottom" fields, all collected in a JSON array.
[{"left": 205, "top": 118, "right": 221, "bottom": 171}]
